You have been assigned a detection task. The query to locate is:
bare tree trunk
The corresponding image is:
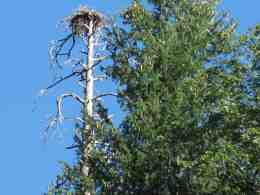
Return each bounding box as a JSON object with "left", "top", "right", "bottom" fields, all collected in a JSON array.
[
  {"left": 46, "top": 6, "right": 109, "bottom": 195},
  {"left": 83, "top": 19, "right": 95, "bottom": 195}
]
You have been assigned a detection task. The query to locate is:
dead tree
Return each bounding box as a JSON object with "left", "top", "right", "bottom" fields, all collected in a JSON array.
[{"left": 44, "top": 6, "right": 117, "bottom": 195}]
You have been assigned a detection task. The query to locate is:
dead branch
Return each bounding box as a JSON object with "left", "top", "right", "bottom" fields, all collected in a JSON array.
[
  {"left": 44, "top": 93, "right": 84, "bottom": 132},
  {"left": 63, "top": 116, "right": 85, "bottom": 124},
  {"left": 81, "top": 51, "right": 88, "bottom": 55},
  {"left": 46, "top": 57, "right": 108, "bottom": 90},
  {"left": 77, "top": 81, "right": 86, "bottom": 89},
  {"left": 55, "top": 93, "right": 84, "bottom": 122},
  {"left": 49, "top": 33, "right": 76, "bottom": 67},
  {"left": 93, "top": 93, "right": 119, "bottom": 101},
  {"left": 66, "top": 144, "right": 81, "bottom": 150},
  {"left": 46, "top": 70, "right": 83, "bottom": 90},
  {"left": 57, "top": 93, "right": 85, "bottom": 110},
  {"left": 94, "top": 75, "right": 108, "bottom": 81},
  {"left": 44, "top": 116, "right": 60, "bottom": 134},
  {"left": 84, "top": 56, "right": 108, "bottom": 71},
  {"left": 93, "top": 56, "right": 108, "bottom": 62},
  {"left": 79, "top": 62, "right": 107, "bottom": 81}
]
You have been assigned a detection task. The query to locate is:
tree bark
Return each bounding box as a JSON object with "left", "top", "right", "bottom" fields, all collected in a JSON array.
[{"left": 83, "top": 19, "right": 95, "bottom": 195}]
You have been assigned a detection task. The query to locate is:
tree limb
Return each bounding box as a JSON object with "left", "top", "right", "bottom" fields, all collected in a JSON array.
[
  {"left": 46, "top": 70, "right": 83, "bottom": 90},
  {"left": 94, "top": 75, "right": 108, "bottom": 81},
  {"left": 66, "top": 144, "right": 81, "bottom": 150},
  {"left": 93, "top": 92, "right": 119, "bottom": 101},
  {"left": 50, "top": 33, "right": 76, "bottom": 66}
]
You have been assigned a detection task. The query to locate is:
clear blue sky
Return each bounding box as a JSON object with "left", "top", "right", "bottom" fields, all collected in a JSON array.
[{"left": 0, "top": 1, "right": 259, "bottom": 194}]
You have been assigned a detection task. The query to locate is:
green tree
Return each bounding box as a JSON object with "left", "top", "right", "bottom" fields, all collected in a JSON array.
[
  {"left": 44, "top": 1, "right": 260, "bottom": 194},
  {"left": 95, "top": 0, "right": 260, "bottom": 194}
]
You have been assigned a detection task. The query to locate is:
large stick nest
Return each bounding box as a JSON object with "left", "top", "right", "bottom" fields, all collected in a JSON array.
[{"left": 67, "top": 6, "right": 106, "bottom": 36}]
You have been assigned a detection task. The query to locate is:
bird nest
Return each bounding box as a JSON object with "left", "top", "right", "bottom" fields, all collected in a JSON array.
[{"left": 66, "top": 6, "right": 106, "bottom": 36}]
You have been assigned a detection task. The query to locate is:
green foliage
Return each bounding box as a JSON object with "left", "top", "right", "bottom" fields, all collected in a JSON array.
[
  {"left": 100, "top": 0, "right": 260, "bottom": 194},
  {"left": 46, "top": 1, "right": 260, "bottom": 194}
]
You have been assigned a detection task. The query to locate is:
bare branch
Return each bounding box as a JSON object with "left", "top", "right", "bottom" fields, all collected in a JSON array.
[
  {"left": 58, "top": 93, "right": 85, "bottom": 107},
  {"left": 46, "top": 70, "right": 83, "bottom": 90},
  {"left": 93, "top": 92, "right": 118, "bottom": 101},
  {"left": 80, "top": 62, "right": 108, "bottom": 81},
  {"left": 63, "top": 116, "right": 85, "bottom": 124},
  {"left": 44, "top": 93, "right": 85, "bottom": 134},
  {"left": 83, "top": 57, "right": 107, "bottom": 71},
  {"left": 81, "top": 51, "right": 88, "bottom": 55},
  {"left": 68, "top": 36, "right": 76, "bottom": 55},
  {"left": 77, "top": 81, "right": 86, "bottom": 89},
  {"left": 93, "top": 56, "right": 108, "bottom": 62},
  {"left": 66, "top": 144, "right": 80, "bottom": 150},
  {"left": 94, "top": 75, "right": 108, "bottom": 81},
  {"left": 49, "top": 33, "right": 77, "bottom": 67},
  {"left": 44, "top": 116, "right": 60, "bottom": 133}
]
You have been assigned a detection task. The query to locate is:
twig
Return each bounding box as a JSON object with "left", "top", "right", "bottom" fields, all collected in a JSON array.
[
  {"left": 94, "top": 75, "right": 108, "bottom": 81},
  {"left": 66, "top": 144, "right": 81, "bottom": 150},
  {"left": 93, "top": 92, "right": 118, "bottom": 101},
  {"left": 46, "top": 70, "right": 83, "bottom": 90}
]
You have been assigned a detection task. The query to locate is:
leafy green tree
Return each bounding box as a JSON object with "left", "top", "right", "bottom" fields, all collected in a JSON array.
[
  {"left": 44, "top": 1, "right": 260, "bottom": 194},
  {"left": 95, "top": 0, "right": 260, "bottom": 194}
]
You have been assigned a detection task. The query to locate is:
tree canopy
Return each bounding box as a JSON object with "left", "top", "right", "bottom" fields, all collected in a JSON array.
[{"left": 46, "top": 0, "right": 260, "bottom": 194}]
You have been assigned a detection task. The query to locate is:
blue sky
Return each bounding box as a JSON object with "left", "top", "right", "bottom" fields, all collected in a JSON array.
[{"left": 0, "top": 1, "right": 259, "bottom": 194}]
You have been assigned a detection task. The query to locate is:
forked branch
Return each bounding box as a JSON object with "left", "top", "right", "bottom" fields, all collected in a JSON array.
[
  {"left": 49, "top": 33, "right": 76, "bottom": 67},
  {"left": 44, "top": 93, "right": 84, "bottom": 132},
  {"left": 57, "top": 93, "right": 85, "bottom": 112}
]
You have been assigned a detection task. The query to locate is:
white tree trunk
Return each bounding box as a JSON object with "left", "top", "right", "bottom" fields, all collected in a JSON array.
[{"left": 83, "top": 19, "right": 94, "bottom": 195}]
